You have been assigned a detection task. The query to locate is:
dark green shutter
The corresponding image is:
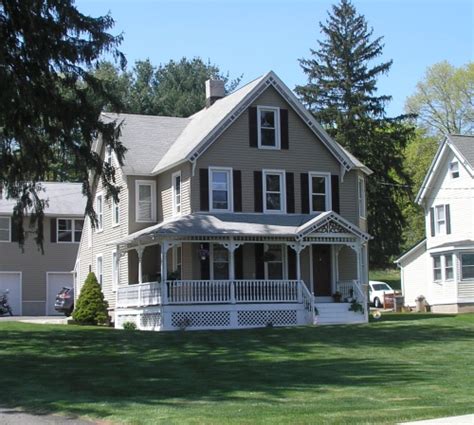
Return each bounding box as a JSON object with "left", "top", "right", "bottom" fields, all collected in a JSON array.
[
  {"left": 233, "top": 170, "right": 242, "bottom": 212},
  {"left": 199, "top": 168, "right": 209, "bottom": 211},
  {"left": 430, "top": 208, "right": 435, "bottom": 236},
  {"left": 50, "top": 218, "right": 57, "bottom": 243},
  {"left": 254, "top": 171, "right": 263, "bottom": 212},
  {"left": 249, "top": 107, "right": 258, "bottom": 147},
  {"left": 301, "top": 173, "right": 309, "bottom": 214},
  {"left": 286, "top": 172, "right": 295, "bottom": 213},
  {"left": 280, "top": 109, "right": 289, "bottom": 149},
  {"left": 10, "top": 218, "right": 18, "bottom": 242},
  {"left": 446, "top": 204, "right": 451, "bottom": 234},
  {"left": 331, "top": 175, "right": 340, "bottom": 213}
]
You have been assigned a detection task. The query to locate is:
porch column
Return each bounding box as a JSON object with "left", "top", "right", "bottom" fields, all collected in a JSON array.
[
  {"left": 160, "top": 240, "right": 170, "bottom": 304},
  {"left": 135, "top": 245, "right": 145, "bottom": 284},
  {"left": 223, "top": 240, "right": 241, "bottom": 304},
  {"left": 289, "top": 241, "right": 308, "bottom": 302}
]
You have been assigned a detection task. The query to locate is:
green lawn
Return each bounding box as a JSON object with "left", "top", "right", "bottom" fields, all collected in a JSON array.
[
  {"left": 0, "top": 315, "right": 473, "bottom": 424},
  {"left": 370, "top": 268, "right": 401, "bottom": 290}
]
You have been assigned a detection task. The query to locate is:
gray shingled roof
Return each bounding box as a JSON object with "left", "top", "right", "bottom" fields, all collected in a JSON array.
[
  {"left": 101, "top": 112, "right": 190, "bottom": 175},
  {"left": 449, "top": 134, "right": 474, "bottom": 169},
  {"left": 0, "top": 182, "right": 85, "bottom": 216},
  {"left": 431, "top": 239, "right": 474, "bottom": 250}
]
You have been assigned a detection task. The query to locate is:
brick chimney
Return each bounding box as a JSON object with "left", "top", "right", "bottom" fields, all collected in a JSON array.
[{"left": 205, "top": 79, "right": 225, "bottom": 107}]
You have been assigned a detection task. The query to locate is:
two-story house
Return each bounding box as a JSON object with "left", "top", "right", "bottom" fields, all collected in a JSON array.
[
  {"left": 76, "top": 71, "right": 372, "bottom": 330},
  {"left": 0, "top": 182, "right": 85, "bottom": 315},
  {"left": 396, "top": 134, "right": 474, "bottom": 313}
]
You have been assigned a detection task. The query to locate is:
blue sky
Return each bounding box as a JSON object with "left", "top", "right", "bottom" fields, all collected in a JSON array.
[{"left": 76, "top": 0, "right": 473, "bottom": 116}]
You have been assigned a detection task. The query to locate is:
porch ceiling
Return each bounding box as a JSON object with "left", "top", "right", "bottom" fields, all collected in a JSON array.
[{"left": 110, "top": 212, "right": 370, "bottom": 251}]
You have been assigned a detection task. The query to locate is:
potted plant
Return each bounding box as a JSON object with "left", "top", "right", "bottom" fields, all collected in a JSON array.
[{"left": 332, "top": 291, "right": 342, "bottom": 303}]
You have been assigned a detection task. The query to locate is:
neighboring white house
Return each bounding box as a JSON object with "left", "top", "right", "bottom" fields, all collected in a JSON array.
[{"left": 396, "top": 134, "right": 474, "bottom": 313}]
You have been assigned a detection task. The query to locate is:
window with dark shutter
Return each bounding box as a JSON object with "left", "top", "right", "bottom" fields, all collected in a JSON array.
[
  {"left": 50, "top": 218, "right": 57, "bottom": 243},
  {"left": 199, "top": 168, "right": 209, "bottom": 211},
  {"left": 331, "top": 175, "right": 340, "bottom": 214},
  {"left": 300, "top": 173, "right": 309, "bottom": 214},
  {"left": 233, "top": 170, "right": 242, "bottom": 212},
  {"left": 254, "top": 171, "right": 263, "bottom": 212},
  {"left": 249, "top": 107, "right": 258, "bottom": 147},
  {"left": 446, "top": 204, "right": 451, "bottom": 234},
  {"left": 286, "top": 172, "right": 295, "bottom": 213},
  {"left": 430, "top": 207, "right": 435, "bottom": 236},
  {"left": 280, "top": 109, "right": 289, "bottom": 150},
  {"left": 255, "top": 243, "right": 264, "bottom": 279}
]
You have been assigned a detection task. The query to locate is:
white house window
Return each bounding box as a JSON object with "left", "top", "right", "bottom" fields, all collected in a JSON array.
[
  {"left": 96, "top": 255, "right": 103, "bottom": 286},
  {"left": 212, "top": 244, "right": 229, "bottom": 280},
  {"left": 112, "top": 197, "right": 120, "bottom": 226},
  {"left": 445, "top": 255, "right": 454, "bottom": 281},
  {"left": 172, "top": 172, "right": 182, "bottom": 215},
  {"left": 433, "top": 256, "right": 442, "bottom": 281},
  {"left": 58, "top": 219, "right": 84, "bottom": 243},
  {"left": 112, "top": 250, "right": 119, "bottom": 290},
  {"left": 309, "top": 172, "right": 330, "bottom": 212},
  {"left": 264, "top": 244, "right": 286, "bottom": 280},
  {"left": 209, "top": 168, "right": 232, "bottom": 211},
  {"left": 263, "top": 170, "right": 285, "bottom": 213},
  {"left": 450, "top": 161, "right": 459, "bottom": 179},
  {"left": 461, "top": 253, "right": 474, "bottom": 280},
  {"left": 358, "top": 177, "right": 366, "bottom": 218},
  {"left": 435, "top": 205, "right": 446, "bottom": 234},
  {"left": 258, "top": 106, "right": 280, "bottom": 149},
  {"left": 0, "top": 217, "right": 10, "bottom": 242},
  {"left": 105, "top": 146, "right": 113, "bottom": 165},
  {"left": 96, "top": 194, "right": 103, "bottom": 231},
  {"left": 135, "top": 180, "right": 156, "bottom": 222}
]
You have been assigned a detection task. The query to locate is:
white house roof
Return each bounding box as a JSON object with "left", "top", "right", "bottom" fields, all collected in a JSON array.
[
  {"left": 0, "top": 182, "right": 85, "bottom": 216},
  {"left": 101, "top": 113, "right": 190, "bottom": 175},
  {"left": 416, "top": 134, "right": 474, "bottom": 204},
  {"left": 394, "top": 239, "right": 427, "bottom": 264}
]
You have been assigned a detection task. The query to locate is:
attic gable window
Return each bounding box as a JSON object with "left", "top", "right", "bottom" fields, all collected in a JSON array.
[
  {"left": 258, "top": 106, "right": 280, "bottom": 149},
  {"left": 450, "top": 161, "right": 459, "bottom": 179}
]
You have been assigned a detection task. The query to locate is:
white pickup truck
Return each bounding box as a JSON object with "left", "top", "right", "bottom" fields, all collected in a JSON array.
[{"left": 369, "top": 280, "right": 395, "bottom": 308}]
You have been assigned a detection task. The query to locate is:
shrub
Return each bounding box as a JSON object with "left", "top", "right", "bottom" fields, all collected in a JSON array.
[
  {"left": 122, "top": 321, "right": 137, "bottom": 331},
  {"left": 72, "top": 272, "right": 109, "bottom": 325}
]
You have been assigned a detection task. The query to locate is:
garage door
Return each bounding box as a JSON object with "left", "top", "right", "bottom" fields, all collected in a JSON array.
[
  {"left": 0, "top": 272, "right": 22, "bottom": 316},
  {"left": 47, "top": 272, "right": 73, "bottom": 316}
]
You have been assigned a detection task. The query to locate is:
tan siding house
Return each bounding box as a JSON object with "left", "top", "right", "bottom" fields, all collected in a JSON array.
[{"left": 78, "top": 71, "right": 372, "bottom": 330}]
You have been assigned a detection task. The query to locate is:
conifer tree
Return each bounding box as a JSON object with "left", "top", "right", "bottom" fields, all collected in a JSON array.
[
  {"left": 296, "top": 0, "right": 414, "bottom": 266},
  {"left": 73, "top": 272, "right": 109, "bottom": 325}
]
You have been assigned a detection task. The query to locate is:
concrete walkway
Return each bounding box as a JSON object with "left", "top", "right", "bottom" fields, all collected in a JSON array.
[
  {"left": 400, "top": 414, "right": 474, "bottom": 424},
  {"left": 0, "top": 316, "right": 68, "bottom": 324},
  {"left": 0, "top": 408, "right": 96, "bottom": 425}
]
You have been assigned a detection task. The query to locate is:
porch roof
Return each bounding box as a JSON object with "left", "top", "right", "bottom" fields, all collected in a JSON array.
[{"left": 111, "top": 211, "right": 371, "bottom": 250}]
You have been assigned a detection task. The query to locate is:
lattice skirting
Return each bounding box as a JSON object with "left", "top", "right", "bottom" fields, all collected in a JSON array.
[
  {"left": 237, "top": 310, "right": 298, "bottom": 327},
  {"left": 171, "top": 311, "right": 231, "bottom": 329}
]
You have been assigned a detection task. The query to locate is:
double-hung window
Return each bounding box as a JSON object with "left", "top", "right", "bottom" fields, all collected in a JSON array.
[
  {"left": 433, "top": 255, "right": 442, "bottom": 281},
  {"left": 58, "top": 219, "right": 84, "bottom": 243},
  {"left": 263, "top": 170, "right": 285, "bottom": 213},
  {"left": 309, "top": 172, "right": 331, "bottom": 213},
  {"left": 444, "top": 255, "right": 454, "bottom": 281},
  {"left": 258, "top": 106, "right": 280, "bottom": 149},
  {"left": 105, "top": 146, "right": 113, "bottom": 166},
  {"left": 358, "top": 177, "right": 366, "bottom": 218},
  {"left": 96, "top": 254, "right": 103, "bottom": 286},
  {"left": 0, "top": 217, "right": 10, "bottom": 242},
  {"left": 450, "top": 161, "right": 459, "bottom": 179},
  {"left": 461, "top": 253, "right": 474, "bottom": 280},
  {"left": 96, "top": 194, "right": 103, "bottom": 232},
  {"left": 135, "top": 180, "right": 156, "bottom": 222},
  {"left": 264, "top": 244, "right": 286, "bottom": 280},
  {"left": 112, "top": 197, "right": 120, "bottom": 226},
  {"left": 435, "top": 205, "right": 446, "bottom": 234},
  {"left": 212, "top": 244, "right": 229, "bottom": 280},
  {"left": 209, "top": 168, "right": 232, "bottom": 212},
  {"left": 172, "top": 171, "right": 182, "bottom": 216}
]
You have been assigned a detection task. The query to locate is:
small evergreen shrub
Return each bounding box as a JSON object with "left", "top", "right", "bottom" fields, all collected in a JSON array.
[
  {"left": 72, "top": 272, "right": 109, "bottom": 325},
  {"left": 122, "top": 321, "right": 137, "bottom": 331}
]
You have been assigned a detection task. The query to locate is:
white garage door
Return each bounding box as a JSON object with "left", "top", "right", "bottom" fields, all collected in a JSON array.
[
  {"left": 47, "top": 272, "right": 74, "bottom": 316},
  {"left": 0, "top": 272, "right": 22, "bottom": 316}
]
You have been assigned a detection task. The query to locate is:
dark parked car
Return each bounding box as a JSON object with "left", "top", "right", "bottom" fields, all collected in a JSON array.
[{"left": 54, "top": 287, "right": 74, "bottom": 316}]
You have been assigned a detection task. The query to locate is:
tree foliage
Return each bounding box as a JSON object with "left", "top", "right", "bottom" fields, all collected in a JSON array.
[
  {"left": 296, "top": 0, "right": 415, "bottom": 267},
  {"left": 73, "top": 272, "right": 109, "bottom": 325},
  {"left": 406, "top": 61, "right": 474, "bottom": 136},
  {"left": 0, "top": 0, "right": 126, "bottom": 248}
]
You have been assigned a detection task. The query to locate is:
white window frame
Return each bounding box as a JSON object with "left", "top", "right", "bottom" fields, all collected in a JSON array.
[
  {"left": 95, "top": 192, "right": 104, "bottom": 232},
  {"left": 444, "top": 254, "right": 454, "bottom": 281},
  {"left": 210, "top": 244, "right": 230, "bottom": 280},
  {"left": 172, "top": 171, "right": 182, "bottom": 216},
  {"left": 112, "top": 197, "right": 120, "bottom": 227},
  {"left": 433, "top": 255, "right": 442, "bottom": 282},
  {"left": 358, "top": 176, "right": 366, "bottom": 219},
  {"left": 111, "top": 249, "right": 119, "bottom": 291},
  {"left": 105, "top": 146, "right": 113, "bottom": 166},
  {"left": 461, "top": 252, "right": 474, "bottom": 281},
  {"left": 450, "top": 161, "right": 459, "bottom": 179},
  {"left": 209, "top": 167, "right": 233, "bottom": 212},
  {"left": 309, "top": 172, "right": 332, "bottom": 213},
  {"left": 96, "top": 254, "right": 103, "bottom": 287},
  {"left": 264, "top": 244, "right": 288, "bottom": 280},
  {"left": 435, "top": 205, "right": 446, "bottom": 235},
  {"left": 257, "top": 106, "right": 280, "bottom": 150},
  {"left": 135, "top": 180, "right": 156, "bottom": 223},
  {"left": 57, "top": 218, "right": 84, "bottom": 243},
  {"left": 0, "top": 216, "right": 11, "bottom": 242},
  {"left": 263, "top": 169, "right": 286, "bottom": 214}
]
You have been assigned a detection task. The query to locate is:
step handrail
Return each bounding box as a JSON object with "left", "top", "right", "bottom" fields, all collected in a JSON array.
[{"left": 299, "top": 280, "right": 315, "bottom": 325}]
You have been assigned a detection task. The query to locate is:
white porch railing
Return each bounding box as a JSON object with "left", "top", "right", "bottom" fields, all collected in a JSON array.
[
  {"left": 337, "top": 279, "right": 366, "bottom": 302},
  {"left": 116, "top": 281, "right": 161, "bottom": 308}
]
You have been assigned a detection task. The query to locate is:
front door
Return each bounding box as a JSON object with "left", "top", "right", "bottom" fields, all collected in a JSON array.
[{"left": 312, "top": 245, "right": 332, "bottom": 296}]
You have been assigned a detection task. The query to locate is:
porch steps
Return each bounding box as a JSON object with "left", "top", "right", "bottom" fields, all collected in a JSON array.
[{"left": 315, "top": 303, "right": 366, "bottom": 325}]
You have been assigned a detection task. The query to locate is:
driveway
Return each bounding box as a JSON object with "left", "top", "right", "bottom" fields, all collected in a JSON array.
[
  {"left": 0, "top": 316, "right": 68, "bottom": 324},
  {"left": 0, "top": 408, "right": 96, "bottom": 425}
]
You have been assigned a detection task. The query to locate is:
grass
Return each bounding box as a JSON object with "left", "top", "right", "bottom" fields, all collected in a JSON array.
[
  {"left": 370, "top": 268, "right": 401, "bottom": 290},
  {"left": 0, "top": 315, "right": 473, "bottom": 424}
]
